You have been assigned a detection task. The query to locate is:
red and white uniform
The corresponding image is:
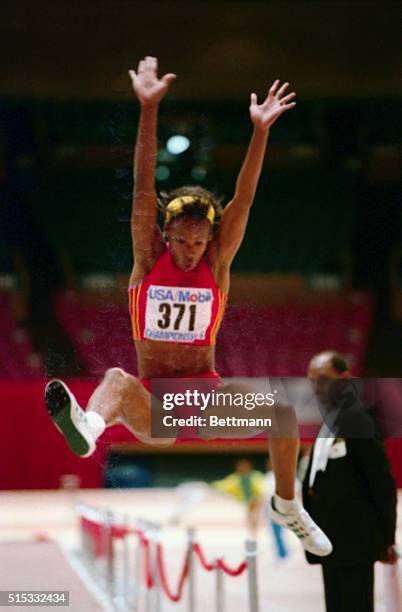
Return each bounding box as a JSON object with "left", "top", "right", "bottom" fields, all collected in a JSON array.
[{"left": 129, "top": 245, "right": 227, "bottom": 346}]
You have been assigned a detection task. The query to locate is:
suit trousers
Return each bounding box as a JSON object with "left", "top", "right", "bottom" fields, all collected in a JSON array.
[{"left": 322, "top": 563, "right": 374, "bottom": 612}]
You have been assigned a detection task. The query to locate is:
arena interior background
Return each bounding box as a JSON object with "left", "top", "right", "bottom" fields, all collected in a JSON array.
[{"left": 1, "top": 1, "right": 401, "bottom": 490}]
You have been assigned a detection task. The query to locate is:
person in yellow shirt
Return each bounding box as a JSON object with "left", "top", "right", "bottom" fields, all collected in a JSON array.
[{"left": 212, "top": 458, "right": 265, "bottom": 533}]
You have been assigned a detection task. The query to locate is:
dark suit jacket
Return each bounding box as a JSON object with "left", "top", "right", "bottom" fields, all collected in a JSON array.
[{"left": 302, "top": 402, "right": 397, "bottom": 569}]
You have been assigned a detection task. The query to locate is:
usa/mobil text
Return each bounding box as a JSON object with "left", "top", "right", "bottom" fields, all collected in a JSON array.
[{"left": 148, "top": 287, "right": 212, "bottom": 302}]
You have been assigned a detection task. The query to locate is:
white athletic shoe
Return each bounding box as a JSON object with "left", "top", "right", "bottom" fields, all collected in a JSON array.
[
  {"left": 45, "top": 379, "right": 96, "bottom": 457},
  {"left": 270, "top": 496, "right": 333, "bottom": 557}
]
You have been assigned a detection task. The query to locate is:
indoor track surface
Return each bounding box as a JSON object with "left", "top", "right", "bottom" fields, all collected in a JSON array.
[{"left": 1, "top": 489, "right": 400, "bottom": 612}]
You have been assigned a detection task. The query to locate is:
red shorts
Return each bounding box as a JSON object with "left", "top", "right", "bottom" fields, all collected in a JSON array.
[
  {"left": 139, "top": 371, "right": 222, "bottom": 392},
  {"left": 139, "top": 372, "right": 223, "bottom": 438}
]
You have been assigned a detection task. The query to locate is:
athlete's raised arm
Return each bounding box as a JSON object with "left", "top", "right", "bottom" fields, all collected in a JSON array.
[
  {"left": 210, "top": 80, "right": 296, "bottom": 267},
  {"left": 128, "top": 56, "right": 176, "bottom": 276}
]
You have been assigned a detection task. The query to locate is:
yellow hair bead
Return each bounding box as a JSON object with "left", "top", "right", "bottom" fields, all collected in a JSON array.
[{"left": 165, "top": 196, "right": 215, "bottom": 225}]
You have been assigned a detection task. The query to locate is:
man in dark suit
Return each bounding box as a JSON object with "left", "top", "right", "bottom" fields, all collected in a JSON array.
[{"left": 302, "top": 351, "right": 398, "bottom": 612}]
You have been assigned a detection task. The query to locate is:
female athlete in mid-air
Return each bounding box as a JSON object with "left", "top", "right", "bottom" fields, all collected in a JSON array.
[{"left": 45, "top": 56, "right": 331, "bottom": 556}]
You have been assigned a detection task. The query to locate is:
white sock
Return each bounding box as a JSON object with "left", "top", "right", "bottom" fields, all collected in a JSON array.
[
  {"left": 274, "top": 494, "right": 297, "bottom": 514},
  {"left": 85, "top": 411, "right": 106, "bottom": 440}
]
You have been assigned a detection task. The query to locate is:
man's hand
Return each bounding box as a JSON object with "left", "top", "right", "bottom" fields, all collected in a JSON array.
[
  {"left": 380, "top": 544, "right": 399, "bottom": 565},
  {"left": 128, "top": 56, "right": 176, "bottom": 106},
  {"left": 250, "top": 80, "right": 296, "bottom": 131}
]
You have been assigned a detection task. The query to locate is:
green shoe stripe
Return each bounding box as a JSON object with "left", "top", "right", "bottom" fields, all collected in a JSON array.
[{"left": 53, "top": 405, "right": 90, "bottom": 457}]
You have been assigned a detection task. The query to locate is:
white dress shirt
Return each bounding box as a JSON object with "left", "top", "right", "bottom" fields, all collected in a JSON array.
[{"left": 309, "top": 408, "right": 340, "bottom": 488}]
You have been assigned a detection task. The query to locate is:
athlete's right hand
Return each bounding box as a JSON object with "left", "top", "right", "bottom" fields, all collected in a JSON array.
[{"left": 128, "top": 56, "right": 176, "bottom": 105}]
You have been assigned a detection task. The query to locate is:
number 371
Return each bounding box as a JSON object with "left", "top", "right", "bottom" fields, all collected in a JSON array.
[{"left": 158, "top": 302, "right": 196, "bottom": 331}]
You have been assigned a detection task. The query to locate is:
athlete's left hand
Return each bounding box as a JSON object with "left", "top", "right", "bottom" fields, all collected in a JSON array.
[{"left": 250, "top": 80, "right": 296, "bottom": 131}]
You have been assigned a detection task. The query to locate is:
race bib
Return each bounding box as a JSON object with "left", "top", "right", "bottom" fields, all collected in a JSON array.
[{"left": 144, "top": 285, "right": 213, "bottom": 342}]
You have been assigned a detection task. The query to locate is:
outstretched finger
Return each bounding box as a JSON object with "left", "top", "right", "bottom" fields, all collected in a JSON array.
[
  {"left": 268, "top": 79, "right": 280, "bottom": 96},
  {"left": 144, "top": 56, "right": 158, "bottom": 73},
  {"left": 280, "top": 92, "right": 296, "bottom": 104},
  {"left": 161, "top": 72, "right": 177, "bottom": 86},
  {"left": 277, "top": 82, "right": 290, "bottom": 98},
  {"left": 128, "top": 69, "right": 137, "bottom": 84},
  {"left": 280, "top": 101, "right": 296, "bottom": 113},
  {"left": 250, "top": 92, "right": 258, "bottom": 106}
]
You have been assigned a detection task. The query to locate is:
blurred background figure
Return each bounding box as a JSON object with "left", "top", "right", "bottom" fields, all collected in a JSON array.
[
  {"left": 167, "top": 481, "right": 210, "bottom": 526},
  {"left": 212, "top": 458, "right": 264, "bottom": 534},
  {"left": 303, "top": 350, "right": 398, "bottom": 612}
]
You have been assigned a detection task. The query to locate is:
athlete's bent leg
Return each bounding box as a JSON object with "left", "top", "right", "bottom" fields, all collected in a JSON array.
[
  {"left": 45, "top": 368, "right": 175, "bottom": 457},
  {"left": 87, "top": 367, "right": 148, "bottom": 429},
  {"left": 200, "top": 385, "right": 332, "bottom": 557},
  {"left": 269, "top": 436, "right": 299, "bottom": 500},
  {"left": 269, "top": 433, "right": 332, "bottom": 557},
  {"left": 87, "top": 367, "right": 176, "bottom": 446}
]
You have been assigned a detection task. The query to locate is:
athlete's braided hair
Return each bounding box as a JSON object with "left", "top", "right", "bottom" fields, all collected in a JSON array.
[{"left": 159, "top": 186, "right": 223, "bottom": 228}]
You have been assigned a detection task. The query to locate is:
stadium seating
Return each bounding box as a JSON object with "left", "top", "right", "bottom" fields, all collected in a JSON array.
[
  {"left": 9, "top": 97, "right": 401, "bottom": 282},
  {"left": 0, "top": 293, "right": 43, "bottom": 379},
  {"left": 16, "top": 165, "right": 359, "bottom": 279},
  {"left": 54, "top": 291, "right": 372, "bottom": 378},
  {"left": 3, "top": 97, "right": 393, "bottom": 378}
]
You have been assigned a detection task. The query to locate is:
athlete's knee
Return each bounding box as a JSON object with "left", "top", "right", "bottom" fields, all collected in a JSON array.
[
  {"left": 105, "top": 366, "right": 127, "bottom": 377},
  {"left": 104, "top": 367, "right": 132, "bottom": 385}
]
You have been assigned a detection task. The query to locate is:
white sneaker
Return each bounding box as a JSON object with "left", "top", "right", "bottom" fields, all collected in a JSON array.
[
  {"left": 45, "top": 379, "right": 96, "bottom": 457},
  {"left": 270, "top": 496, "right": 332, "bottom": 557}
]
